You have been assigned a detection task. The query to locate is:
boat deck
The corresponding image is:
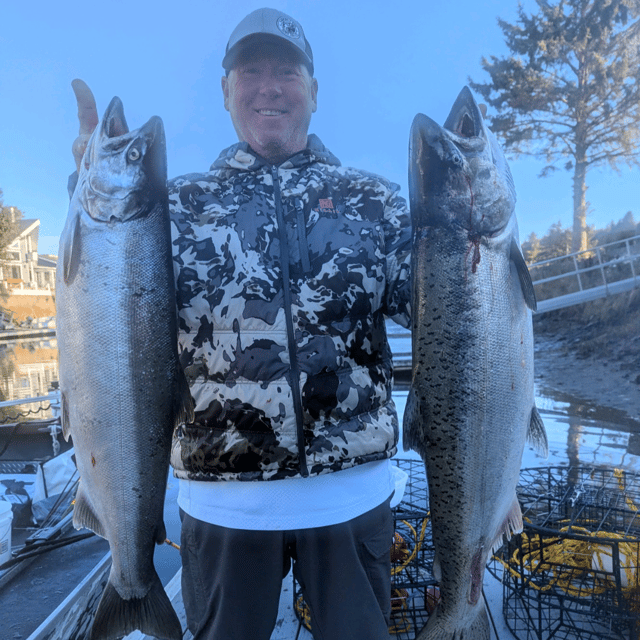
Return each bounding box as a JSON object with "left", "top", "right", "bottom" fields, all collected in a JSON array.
[{"left": 0, "top": 527, "right": 109, "bottom": 639}]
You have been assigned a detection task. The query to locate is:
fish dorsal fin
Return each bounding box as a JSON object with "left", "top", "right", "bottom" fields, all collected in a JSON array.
[
  {"left": 528, "top": 405, "right": 548, "bottom": 457},
  {"left": 61, "top": 208, "right": 82, "bottom": 285},
  {"left": 510, "top": 237, "right": 537, "bottom": 311},
  {"left": 73, "top": 483, "right": 106, "bottom": 538}
]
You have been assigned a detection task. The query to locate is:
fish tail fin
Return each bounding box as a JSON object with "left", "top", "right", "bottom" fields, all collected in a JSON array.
[
  {"left": 416, "top": 601, "right": 491, "bottom": 640},
  {"left": 90, "top": 574, "right": 181, "bottom": 640}
]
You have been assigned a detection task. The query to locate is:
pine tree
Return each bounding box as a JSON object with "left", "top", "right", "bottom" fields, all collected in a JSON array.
[{"left": 470, "top": 0, "right": 640, "bottom": 252}]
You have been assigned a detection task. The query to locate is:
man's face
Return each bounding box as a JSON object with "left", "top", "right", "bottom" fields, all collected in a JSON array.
[{"left": 221, "top": 45, "right": 318, "bottom": 164}]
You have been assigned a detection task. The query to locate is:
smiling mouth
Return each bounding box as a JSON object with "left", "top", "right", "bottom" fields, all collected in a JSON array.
[{"left": 257, "top": 109, "right": 286, "bottom": 116}]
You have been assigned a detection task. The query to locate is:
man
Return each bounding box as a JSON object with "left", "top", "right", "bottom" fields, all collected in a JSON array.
[{"left": 71, "top": 8, "right": 411, "bottom": 640}]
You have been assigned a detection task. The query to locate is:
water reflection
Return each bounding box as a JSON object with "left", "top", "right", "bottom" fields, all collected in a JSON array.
[
  {"left": 532, "top": 389, "right": 640, "bottom": 471},
  {"left": 393, "top": 385, "right": 640, "bottom": 473},
  {"left": 0, "top": 338, "right": 58, "bottom": 424}
]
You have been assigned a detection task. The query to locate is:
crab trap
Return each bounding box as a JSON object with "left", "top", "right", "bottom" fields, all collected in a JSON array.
[
  {"left": 293, "top": 458, "right": 438, "bottom": 639},
  {"left": 489, "top": 466, "right": 640, "bottom": 640}
]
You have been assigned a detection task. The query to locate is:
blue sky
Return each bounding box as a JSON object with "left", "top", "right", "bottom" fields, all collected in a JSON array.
[{"left": 1, "top": 0, "right": 638, "bottom": 256}]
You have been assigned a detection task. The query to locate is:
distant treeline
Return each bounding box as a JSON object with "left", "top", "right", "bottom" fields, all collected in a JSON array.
[{"left": 522, "top": 211, "right": 639, "bottom": 264}]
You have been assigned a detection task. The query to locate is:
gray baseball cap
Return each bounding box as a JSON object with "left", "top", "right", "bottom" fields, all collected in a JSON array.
[{"left": 222, "top": 8, "right": 314, "bottom": 75}]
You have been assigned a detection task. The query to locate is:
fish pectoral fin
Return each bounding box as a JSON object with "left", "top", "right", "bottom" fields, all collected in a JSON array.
[
  {"left": 175, "top": 369, "right": 195, "bottom": 425},
  {"left": 527, "top": 405, "right": 549, "bottom": 457},
  {"left": 402, "top": 386, "right": 426, "bottom": 456},
  {"left": 90, "top": 572, "right": 182, "bottom": 640},
  {"left": 431, "top": 554, "right": 442, "bottom": 582},
  {"left": 73, "top": 484, "right": 106, "bottom": 538},
  {"left": 61, "top": 208, "right": 82, "bottom": 285},
  {"left": 155, "top": 521, "right": 167, "bottom": 546},
  {"left": 510, "top": 237, "right": 537, "bottom": 311},
  {"left": 60, "top": 392, "right": 71, "bottom": 441}
]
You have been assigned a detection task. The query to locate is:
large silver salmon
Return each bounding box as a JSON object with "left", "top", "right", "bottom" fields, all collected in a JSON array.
[
  {"left": 56, "top": 97, "right": 193, "bottom": 640},
  {"left": 403, "top": 86, "right": 548, "bottom": 640}
]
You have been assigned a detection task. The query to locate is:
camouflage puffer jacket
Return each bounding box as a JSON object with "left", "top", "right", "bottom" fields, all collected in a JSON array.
[{"left": 169, "top": 135, "right": 411, "bottom": 481}]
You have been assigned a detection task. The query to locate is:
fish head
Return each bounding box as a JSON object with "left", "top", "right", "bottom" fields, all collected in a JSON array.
[
  {"left": 79, "top": 96, "right": 167, "bottom": 223},
  {"left": 410, "top": 86, "right": 516, "bottom": 239}
]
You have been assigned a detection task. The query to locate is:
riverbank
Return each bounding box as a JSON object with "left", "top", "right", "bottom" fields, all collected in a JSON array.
[{"left": 533, "top": 289, "right": 640, "bottom": 422}]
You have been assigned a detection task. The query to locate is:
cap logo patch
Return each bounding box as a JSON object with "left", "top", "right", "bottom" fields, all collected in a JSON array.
[{"left": 277, "top": 16, "right": 301, "bottom": 39}]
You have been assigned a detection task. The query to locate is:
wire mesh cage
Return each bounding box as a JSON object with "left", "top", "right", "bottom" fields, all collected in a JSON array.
[
  {"left": 489, "top": 466, "right": 640, "bottom": 640},
  {"left": 388, "top": 458, "right": 437, "bottom": 638},
  {"left": 293, "top": 458, "right": 438, "bottom": 639}
]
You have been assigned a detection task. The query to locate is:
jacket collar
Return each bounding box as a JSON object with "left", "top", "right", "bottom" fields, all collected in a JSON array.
[{"left": 210, "top": 134, "right": 341, "bottom": 171}]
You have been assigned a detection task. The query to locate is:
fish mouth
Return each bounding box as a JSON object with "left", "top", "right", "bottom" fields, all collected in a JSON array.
[
  {"left": 444, "top": 86, "right": 485, "bottom": 140},
  {"left": 409, "top": 86, "right": 514, "bottom": 234},
  {"left": 456, "top": 113, "right": 477, "bottom": 138},
  {"left": 102, "top": 96, "right": 130, "bottom": 138}
]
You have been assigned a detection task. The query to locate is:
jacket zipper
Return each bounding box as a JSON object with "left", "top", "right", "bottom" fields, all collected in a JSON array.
[{"left": 271, "top": 165, "right": 309, "bottom": 477}]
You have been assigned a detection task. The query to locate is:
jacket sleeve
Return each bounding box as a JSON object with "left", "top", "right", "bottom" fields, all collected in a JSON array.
[{"left": 381, "top": 181, "right": 411, "bottom": 328}]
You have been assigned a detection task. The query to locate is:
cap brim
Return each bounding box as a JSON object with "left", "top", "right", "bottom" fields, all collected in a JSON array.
[{"left": 222, "top": 34, "right": 313, "bottom": 73}]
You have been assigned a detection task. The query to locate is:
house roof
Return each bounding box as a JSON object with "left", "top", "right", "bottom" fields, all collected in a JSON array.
[
  {"left": 11, "top": 218, "right": 40, "bottom": 241},
  {"left": 38, "top": 255, "right": 57, "bottom": 268}
]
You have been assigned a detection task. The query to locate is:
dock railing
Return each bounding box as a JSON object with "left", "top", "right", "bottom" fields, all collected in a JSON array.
[{"left": 528, "top": 233, "right": 640, "bottom": 314}]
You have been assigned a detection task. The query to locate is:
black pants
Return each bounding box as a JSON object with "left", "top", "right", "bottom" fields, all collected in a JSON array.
[{"left": 180, "top": 499, "right": 393, "bottom": 640}]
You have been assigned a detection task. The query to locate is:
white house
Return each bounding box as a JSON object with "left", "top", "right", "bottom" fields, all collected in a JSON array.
[
  {"left": 1, "top": 209, "right": 57, "bottom": 324},
  {"left": 1, "top": 210, "right": 56, "bottom": 293}
]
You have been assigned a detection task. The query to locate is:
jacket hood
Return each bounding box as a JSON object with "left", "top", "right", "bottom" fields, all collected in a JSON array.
[{"left": 210, "top": 134, "right": 341, "bottom": 171}]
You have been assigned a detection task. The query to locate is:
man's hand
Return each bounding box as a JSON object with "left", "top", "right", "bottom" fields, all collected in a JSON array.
[{"left": 71, "top": 79, "right": 98, "bottom": 172}]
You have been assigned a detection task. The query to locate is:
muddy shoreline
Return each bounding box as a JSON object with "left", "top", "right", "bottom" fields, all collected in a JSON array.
[{"left": 533, "top": 313, "right": 640, "bottom": 424}]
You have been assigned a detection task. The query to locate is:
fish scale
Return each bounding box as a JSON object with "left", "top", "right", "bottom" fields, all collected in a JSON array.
[{"left": 403, "top": 87, "right": 547, "bottom": 640}]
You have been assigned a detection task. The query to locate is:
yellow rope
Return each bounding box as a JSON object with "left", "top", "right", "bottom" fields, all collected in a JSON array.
[
  {"left": 389, "top": 590, "right": 412, "bottom": 634},
  {"left": 494, "top": 467, "right": 640, "bottom": 607},
  {"left": 391, "top": 515, "right": 430, "bottom": 576},
  {"left": 614, "top": 468, "right": 639, "bottom": 513},
  {"left": 294, "top": 595, "right": 312, "bottom": 631},
  {"left": 495, "top": 524, "right": 640, "bottom": 604}
]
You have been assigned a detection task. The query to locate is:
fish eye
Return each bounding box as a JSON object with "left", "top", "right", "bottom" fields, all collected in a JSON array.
[{"left": 127, "top": 147, "right": 142, "bottom": 162}]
